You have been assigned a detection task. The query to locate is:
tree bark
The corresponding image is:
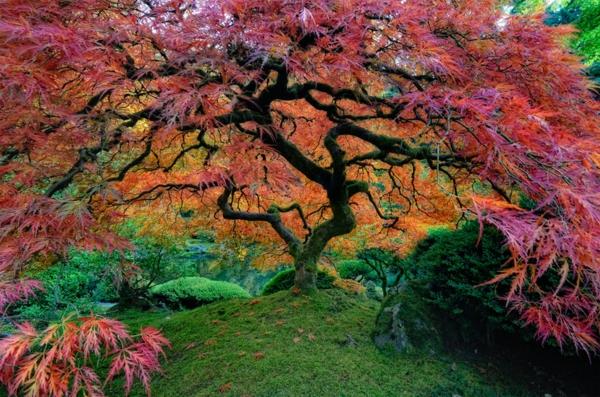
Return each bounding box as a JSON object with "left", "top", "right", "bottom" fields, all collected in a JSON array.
[{"left": 294, "top": 262, "right": 317, "bottom": 291}]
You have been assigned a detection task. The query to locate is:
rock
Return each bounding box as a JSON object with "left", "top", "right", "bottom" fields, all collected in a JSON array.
[
  {"left": 364, "top": 280, "right": 384, "bottom": 301},
  {"left": 337, "top": 333, "right": 358, "bottom": 348},
  {"left": 344, "top": 334, "right": 358, "bottom": 347},
  {"left": 372, "top": 283, "right": 442, "bottom": 354}
]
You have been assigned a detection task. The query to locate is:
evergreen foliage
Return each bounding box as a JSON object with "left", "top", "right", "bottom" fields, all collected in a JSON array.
[
  {"left": 11, "top": 251, "right": 117, "bottom": 325},
  {"left": 402, "top": 222, "right": 517, "bottom": 342},
  {"left": 150, "top": 277, "right": 250, "bottom": 308}
]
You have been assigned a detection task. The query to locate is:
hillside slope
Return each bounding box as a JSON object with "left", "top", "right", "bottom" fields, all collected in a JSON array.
[{"left": 114, "top": 290, "right": 536, "bottom": 397}]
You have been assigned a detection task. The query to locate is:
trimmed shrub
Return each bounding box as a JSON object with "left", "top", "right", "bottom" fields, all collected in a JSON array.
[
  {"left": 150, "top": 277, "right": 250, "bottom": 308},
  {"left": 261, "top": 268, "right": 335, "bottom": 295}
]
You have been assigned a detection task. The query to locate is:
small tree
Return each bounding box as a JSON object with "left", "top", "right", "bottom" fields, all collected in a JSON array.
[{"left": 356, "top": 248, "right": 403, "bottom": 297}]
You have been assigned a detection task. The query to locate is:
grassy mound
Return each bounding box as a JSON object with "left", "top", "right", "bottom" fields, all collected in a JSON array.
[
  {"left": 114, "top": 290, "right": 539, "bottom": 397},
  {"left": 150, "top": 277, "right": 250, "bottom": 308}
]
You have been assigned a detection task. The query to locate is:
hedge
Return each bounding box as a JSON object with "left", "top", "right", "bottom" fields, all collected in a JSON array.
[{"left": 150, "top": 277, "right": 250, "bottom": 308}]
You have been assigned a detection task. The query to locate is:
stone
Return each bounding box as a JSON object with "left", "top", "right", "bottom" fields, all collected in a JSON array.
[{"left": 372, "top": 283, "right": 442, "bottom": 354}]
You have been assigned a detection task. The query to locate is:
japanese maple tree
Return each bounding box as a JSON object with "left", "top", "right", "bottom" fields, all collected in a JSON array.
[{"left": 1, "top": 0, "right": 599, "bottom": 354}]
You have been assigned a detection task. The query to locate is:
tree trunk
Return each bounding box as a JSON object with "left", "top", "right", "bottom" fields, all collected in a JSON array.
[
  {"left": 290, "top": 193, "right": 357, "bottom": 291},
  {"left": 294, "top": 262, "right": 317, "bottom": 291}
]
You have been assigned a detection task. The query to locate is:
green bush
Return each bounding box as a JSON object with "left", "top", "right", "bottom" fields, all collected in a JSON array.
[
  {"left": 402, "top": 221, "right": 516, "bottom": 343},
  {"left": 150, "top": 277, "right": 250, "bottom": 308},
  {"left": 337, "top": 260, "right": 377, "bottom": 281},
  {"left": 12, "top": 251, "right": 118, "bottom": 325},
  {"left": 261, "top": 268, "right": 335, "bottom": 295}
]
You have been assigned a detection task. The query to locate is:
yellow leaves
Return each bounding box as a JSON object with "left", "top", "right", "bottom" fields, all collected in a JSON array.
[
  {"left": 218, "top": 382, "right": 233, "bottom": 393},
  {"left": 292, "top": 327, "right": 316, "bottom": 344},
  {"left": 471, "top": 196, "right": 523, "bottom": 211},
  {"left": 237, "top": 247, "right": 248, "bottom": 260},
  {"left": 333, "top": 278, "right": 365, "bottom": 294},
  {"left": 589, "top": 153, "right": 600, "bottom": 169}
]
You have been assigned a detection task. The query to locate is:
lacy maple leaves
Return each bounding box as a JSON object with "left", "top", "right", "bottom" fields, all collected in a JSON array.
[{"left": 0, "top": 316, "right": 169, "bottom": 397}]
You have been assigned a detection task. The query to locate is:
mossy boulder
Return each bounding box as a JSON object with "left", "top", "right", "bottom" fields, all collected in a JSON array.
[
  {"left": 150, "top": 277, "right": 250, "bottom": 309},
  {"left": 373, "top": 283, "right": 442, "bottom": 354}
]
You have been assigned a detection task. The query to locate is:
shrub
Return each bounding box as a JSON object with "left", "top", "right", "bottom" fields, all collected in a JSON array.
[
  {"left": 261, "top": 268, "right": 335, "bottom": 295},
  {"left": 110, "top": 221, "right": 201, "bottom": 308},
  {"left": 12, "top": 251, "right": 118, "bottom": 325},
  {"left": 150, "top": 277, "right": 250, "bottom": 308},
  {"left": 401, "top": 221, "right": 516, "bottom": 344}
]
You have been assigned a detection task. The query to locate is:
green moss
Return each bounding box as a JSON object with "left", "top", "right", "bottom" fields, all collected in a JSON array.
[
  {"left": 261, "top": 268, "right": 335, "bottom": 295},
  {"left": 111, "top": 290, "right": 535, "bottom": 397},
  {"left": 150, "top": 277, "right": 250, "bottom": 308}
]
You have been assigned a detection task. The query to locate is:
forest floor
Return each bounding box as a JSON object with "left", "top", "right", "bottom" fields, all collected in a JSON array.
[{"left": 110, "top": 289, "right": 571, "bottom": 397}]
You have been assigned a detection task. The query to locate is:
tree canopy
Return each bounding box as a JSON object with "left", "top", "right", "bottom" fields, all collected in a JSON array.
[{"left": 1, "top": 0, "right": 599, "bottom": 352}]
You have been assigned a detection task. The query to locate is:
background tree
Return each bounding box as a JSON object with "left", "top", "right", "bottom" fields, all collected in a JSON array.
[
  {"left": 512, "top": 0, "right": 599, "bottom": 95},
  {"left": 356, "top": 248, "right": 403, "bottom": 297},
  {"left": 0, "top": 0, "right": 599, "bottom": 351}
]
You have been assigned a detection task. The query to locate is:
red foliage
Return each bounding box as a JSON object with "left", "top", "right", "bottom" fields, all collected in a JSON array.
[
  {"left": 0, "top": 190, "right": 129, "bottom": 274},
  {"left": 0, "top": 0, "right": 598, "bottom": 352},
  {"left": 0, "top": 315, "right": 169, "bottom": 397},
  {"left": 0, "top": 279, "right": 43, "bottom": 314}
]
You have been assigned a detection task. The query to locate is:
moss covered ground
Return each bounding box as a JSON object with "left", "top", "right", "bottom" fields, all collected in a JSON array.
[{"left": 112, "top": 289, "right": 539, "bottom": 397}]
